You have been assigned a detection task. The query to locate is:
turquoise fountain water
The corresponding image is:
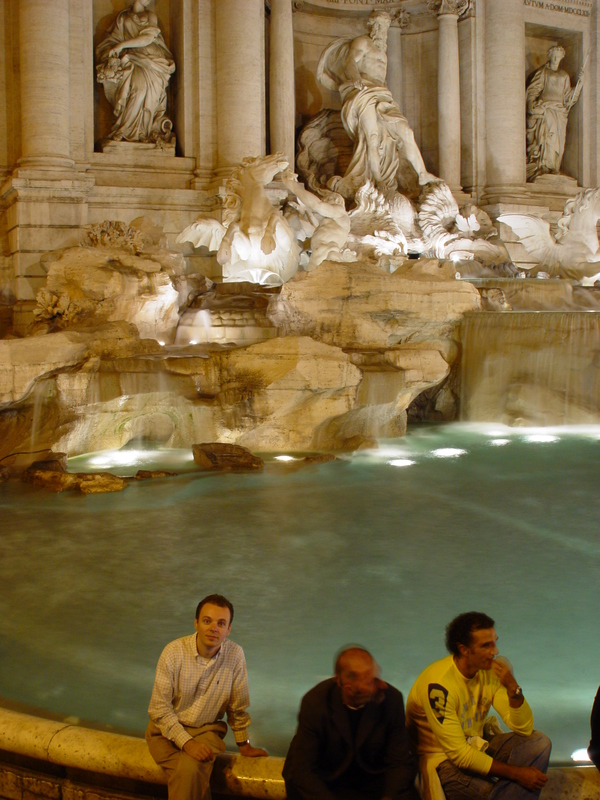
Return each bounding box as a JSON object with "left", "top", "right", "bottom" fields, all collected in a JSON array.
[{"left": 0, "top": 423, "right": 598, "bottom": 762}]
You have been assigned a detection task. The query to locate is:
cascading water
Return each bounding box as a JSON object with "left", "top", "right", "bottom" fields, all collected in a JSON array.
[{"left": 460, "top": 310, "right": 600, "bottom": 425}]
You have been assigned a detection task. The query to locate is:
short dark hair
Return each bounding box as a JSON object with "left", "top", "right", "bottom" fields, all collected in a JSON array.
[
  {"left": 195, "top": 594, "right": 234, "bottom": 624},
  {"left": 334, "top": 645, "right": 373, "bottom": 676},
  {"left": 445, "top": 611, "right": 495, "bottom": 656}
]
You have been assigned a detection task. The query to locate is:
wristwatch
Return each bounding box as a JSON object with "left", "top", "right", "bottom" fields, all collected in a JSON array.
[{"left": 236, "top": 739, "right": 250, "bottom": 748}]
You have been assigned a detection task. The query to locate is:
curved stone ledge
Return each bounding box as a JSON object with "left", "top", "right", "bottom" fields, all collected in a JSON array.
[
  {"left": 0, "top": 708, "right": 599, "bottom": 799},
  {"left": 0, "top": 708, "right": 285, "bottom": 799}
]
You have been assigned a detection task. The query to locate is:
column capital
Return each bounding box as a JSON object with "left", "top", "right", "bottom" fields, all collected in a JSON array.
[
  {"left": 391, "top": 9, "right": 410, "bottom": 29},
  {"left": 427, "top": 0, "right": 470, "bottom": 17}
]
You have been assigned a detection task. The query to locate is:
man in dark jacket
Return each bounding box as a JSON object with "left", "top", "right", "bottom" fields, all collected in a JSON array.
[{"left": 283, "top": 646, "right": 418, "bottom": 800}]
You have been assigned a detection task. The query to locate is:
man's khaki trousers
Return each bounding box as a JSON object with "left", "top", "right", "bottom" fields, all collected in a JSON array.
[{"left": 146, "top": 721, "right": 227, "bottom": 800}]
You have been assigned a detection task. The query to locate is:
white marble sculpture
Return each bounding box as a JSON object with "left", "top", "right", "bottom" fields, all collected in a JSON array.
[
  {"left": 316, "top": 10, "right": 437, "bottom": 202},
  {"left": 281, "top": 169, "right": 354, "bottom": 271},
  {"left": 498, "top": 188, "right": 600, "bottom": 281},
  {"left": 177, "top": 154, "right": 300, "bottom": 286},
  {"left": 526, "top": 46, "right": 585, "bottom": 182},
  {"left": 96, "top": 0, "right": 175, "bottom": 144}
]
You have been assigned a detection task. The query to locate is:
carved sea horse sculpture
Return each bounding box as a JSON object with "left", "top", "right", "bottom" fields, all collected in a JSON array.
[
  {"left": 498, "top": 188, "right": 600, "bottom": 281},
  {"left": 177, "top": 153, "right": 300, "bottom": 286}
]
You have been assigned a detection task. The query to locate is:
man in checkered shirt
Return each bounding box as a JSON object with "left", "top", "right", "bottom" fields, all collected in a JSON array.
[{"left": 146, "top": 594, "right": 267, "bottom": 800}]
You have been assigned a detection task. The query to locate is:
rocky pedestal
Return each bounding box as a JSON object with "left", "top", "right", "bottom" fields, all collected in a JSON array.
[{"left": 0, "top": 257, "right": 480, "bottom": 457}]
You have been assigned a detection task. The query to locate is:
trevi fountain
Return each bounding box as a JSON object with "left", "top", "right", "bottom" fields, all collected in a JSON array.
[{"left": 0, "top": 0, "right": 600, "bottom": 795}]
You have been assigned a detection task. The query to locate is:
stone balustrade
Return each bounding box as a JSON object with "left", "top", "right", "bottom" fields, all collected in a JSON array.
[{"left": 0, "top": 708, "right": 598, "bottom": 800}]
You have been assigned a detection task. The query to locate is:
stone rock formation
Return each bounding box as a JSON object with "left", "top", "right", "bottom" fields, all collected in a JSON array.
[
  {"left": 192, "top": 443, "right": 264, "bottom": 471},
  {"left": 32, "top": 220, "right": 190, "bottom": 343}
]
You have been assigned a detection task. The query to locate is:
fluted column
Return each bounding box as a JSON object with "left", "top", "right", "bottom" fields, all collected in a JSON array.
[
  {"left": 216, "top": 0, "right": 266, "bottom": 171},
  {"left": 18, "top": 0, "right": 74, "bottom": 169},
  {"left": 386, "top": 10, "right": 410, "bottom": 112},
  {"left": 429, "top": 0, "right": 468, "bottom": 191},
  {"left": 484, "top": 0, "right": 526, "bottom": 190},
  {"left": 269, "top": 0, "right": 295, "bottom": 168}
]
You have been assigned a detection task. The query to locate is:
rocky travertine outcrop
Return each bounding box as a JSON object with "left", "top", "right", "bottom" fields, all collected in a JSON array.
[
  {"left": 0, "top": 257, "right": 479, "bottom": 456},
  {"left": 269, "top": 259, "right": 480, "bottom": 350},
  {"left": 192, "top": 443, "right": 264, "bottom": 471}
]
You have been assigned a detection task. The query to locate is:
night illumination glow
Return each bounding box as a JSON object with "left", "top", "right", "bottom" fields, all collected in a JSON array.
[
  {"left": 571, "top": 748, "right": 591, "bottom": 762},
  {"left": 389, "top": 459, "right": 416, "bottom": 467},
  {"left": 275, "top": 455, "right": 296, "bottom": 462},
  {"left": 432, "top": 448, "right": 466, "bottom": 458},
  {"left": 524, "top": 434, "right": 559, "bottom": 443}
]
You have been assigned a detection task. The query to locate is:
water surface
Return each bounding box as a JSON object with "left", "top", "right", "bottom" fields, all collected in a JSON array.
[{"left": 1, "top": 424, "right": 598, "bottom": 762}]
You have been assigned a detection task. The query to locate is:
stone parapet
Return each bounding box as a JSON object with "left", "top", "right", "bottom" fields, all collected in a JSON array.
[{"left": 0, "top": 708, "right": 599, "bottom": 800}]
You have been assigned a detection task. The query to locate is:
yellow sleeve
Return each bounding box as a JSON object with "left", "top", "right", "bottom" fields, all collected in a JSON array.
[
  {"left": 492, "top": 687, "right": 534, "bottom": 736},
  {"left": 420, "top": 680, "right": 494, "bottom": 775}
]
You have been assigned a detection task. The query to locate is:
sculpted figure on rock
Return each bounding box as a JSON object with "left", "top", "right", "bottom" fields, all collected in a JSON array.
[
  {"left": 96, "top": 0, "right": 175, "bottom": 144},
  {"left": 317, "top": 10, "right": 437, "bottom": 202},
  {"left": 498, "top": 187, "right": 600, "bottom": 282},
  {"left": 177, "top": 154, "right": 301, "bottom": 286},
  {"left": 526, "top": 46, "right": 584, "bottom": 182}
]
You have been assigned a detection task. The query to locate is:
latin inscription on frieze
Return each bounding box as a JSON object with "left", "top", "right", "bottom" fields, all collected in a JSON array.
[{"left": 523, "top": 0, "right": 592, "bottom": 16}]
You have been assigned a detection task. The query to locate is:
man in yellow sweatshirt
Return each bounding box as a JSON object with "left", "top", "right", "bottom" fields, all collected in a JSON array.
[{"left": 406, "top": 612, "right": 551, "bottom": 800}]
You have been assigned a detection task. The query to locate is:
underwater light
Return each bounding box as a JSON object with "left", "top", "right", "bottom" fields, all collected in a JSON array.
[
  {"left": 388, "top": 459, "right": 415, "bottom": 467},
  {"left": 189, "top": 340, "right": 197, "bottom": 345},
  {"left": 570, "top": 748, "right": 591, "bottom": 762},
  {"left": 490, "top": 439, "right": 510, "bottom": 446},
  {"left": 524, "top": 434, "right": 559, "bottom": 443},
  {"left": 432, "top": 448, "right": 466, "bottom": 458},
  {"left": 275, "top": 455, "right": 296, "bottom": 462}
]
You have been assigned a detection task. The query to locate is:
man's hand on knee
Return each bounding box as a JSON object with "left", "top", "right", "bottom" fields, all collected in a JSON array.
[
  {"left": 183, "top": 740, "right": 215, "bottom": 762},
  {"left": 514, "top": 766, "right": 548, "bottom": 791},
  {"left": 490, "top": 760, "right": 548, "bottom": 791}
]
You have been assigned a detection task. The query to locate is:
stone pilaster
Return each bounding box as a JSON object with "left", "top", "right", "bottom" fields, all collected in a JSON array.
[
  {"left": 2, "top": 0, "right": 94, "bottom": 307},
  {"left": 483, "top": 0, "right": 527, "bottom": 203},
  {"left": 216, "top": 0, "right": 266, "bottom": 173},
  {"left": 428, "top": 0, "right": 468, "bottom": 192},
  {"left": 18, "top": 0, "right": 74, "bottom": 170},
  {"left": 269, "top": 0, "right": 295, "bottom": 168},
  {"left": 386, "top": 10, "right": 410, "bottom": 113}
]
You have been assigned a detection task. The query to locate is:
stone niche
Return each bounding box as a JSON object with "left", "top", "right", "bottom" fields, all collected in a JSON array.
[
  {"left": 525, "top": 23, "right": 583, "bottom": 185},
  {"left": 93, "top": 0, "right": 175, "bottom": 151}
]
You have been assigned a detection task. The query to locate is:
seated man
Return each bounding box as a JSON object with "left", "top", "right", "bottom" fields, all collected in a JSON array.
[
  {"left": 146, "top": 594, "right": 267, "bottom": 800},
  {"left": 406, "top": 612, "right": 551, "bottom": 800},
  {"left": 283, "top": 646, "right": 419, "bottom": 800}
]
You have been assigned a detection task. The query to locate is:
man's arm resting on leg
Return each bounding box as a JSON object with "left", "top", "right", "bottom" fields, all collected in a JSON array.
[{"left": 488, "top": 759, "right": 548, "bottom": 791}]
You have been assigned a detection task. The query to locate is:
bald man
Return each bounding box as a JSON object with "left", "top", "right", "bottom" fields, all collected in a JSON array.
[{"left": 283, "top": 647, "right": 418, "bottom": 800}]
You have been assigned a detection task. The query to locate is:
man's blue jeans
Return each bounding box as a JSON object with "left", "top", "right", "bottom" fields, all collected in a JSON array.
[{"left": 436, "top": 731, "right": 552, "bottom": 800}]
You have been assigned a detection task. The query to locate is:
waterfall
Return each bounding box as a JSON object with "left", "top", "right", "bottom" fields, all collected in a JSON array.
[{"left": 460, "top": 310, "right": 600, "bottom": 425}]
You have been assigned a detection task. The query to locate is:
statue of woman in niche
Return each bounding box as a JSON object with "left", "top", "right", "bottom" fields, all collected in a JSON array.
[
  {"left": 526, "top": 45, "right": 585, "bottom": 181},
  {"left": 96, "top": 0, "right": 175, "bottom": 144}
]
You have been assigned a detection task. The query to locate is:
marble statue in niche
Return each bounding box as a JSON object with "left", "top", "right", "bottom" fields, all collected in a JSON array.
[
  {"left": 526, "top": 45, "right": 585, "bottom": 182},
  {"left": 96, "top": 0, "right": 175, "bottom": 145},
  {"left": 316, "top": 10, "right": 437, "bottom": 202}
]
